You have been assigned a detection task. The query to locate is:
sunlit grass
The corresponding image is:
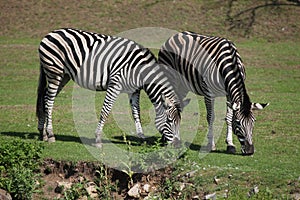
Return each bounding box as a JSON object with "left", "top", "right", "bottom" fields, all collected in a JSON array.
[{"left": 0, "top": 37, "right": 299, "bottom": 198}]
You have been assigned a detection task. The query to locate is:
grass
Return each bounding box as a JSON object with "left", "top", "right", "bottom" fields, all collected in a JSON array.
[
  {"left": 1, "top": 0, "right": 300, "bottom": 198},
  {"left": 0, "top": 35, "right": 299, "bottom": 198}
]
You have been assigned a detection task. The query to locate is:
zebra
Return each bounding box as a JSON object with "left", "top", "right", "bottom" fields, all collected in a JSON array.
[
  {"left": 158, "top": 31, "right": 268, "bottom": 155},
  {"left": 36, "top": 28, "right": 188, "bottom": 148}
]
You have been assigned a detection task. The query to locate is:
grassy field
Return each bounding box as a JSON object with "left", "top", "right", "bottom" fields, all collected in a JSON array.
[{"left": 1, "top": 0, "right": 300, "bottom": 199}]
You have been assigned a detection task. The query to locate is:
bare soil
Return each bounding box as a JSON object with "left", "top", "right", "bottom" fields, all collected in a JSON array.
[{"left": 34, "top": 159, "right": 179, "bottom": 200}]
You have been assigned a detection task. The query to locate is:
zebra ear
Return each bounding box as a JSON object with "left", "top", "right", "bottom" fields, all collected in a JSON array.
[
  {"left": 161, "top": 94, "right": 173, "bottom": 109},
  {"left": 232, "top": 102, "right": 241, "bottom": 111},
  {"left": 251, "top": 103, "right": 269, "bottom": 110}
]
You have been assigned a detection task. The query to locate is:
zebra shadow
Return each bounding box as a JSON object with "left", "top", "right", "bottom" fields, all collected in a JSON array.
[
  {"left": 0, "top": 131, "right": 94, "bottom": 145},
  {"left": 111, "top": 135, "right": 161, "bottom": 146},
  {"left": 0, "top": 132, "right": 237, "bottom": 155}
]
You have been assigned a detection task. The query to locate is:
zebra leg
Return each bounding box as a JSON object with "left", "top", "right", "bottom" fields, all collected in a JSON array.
[
  {"left": 57, "top": 74, "right": 70, "bottom": 94},
  {"left": 37, "top": 88, "right": 47, "bottom": 141},
  {"left": 94, "top": 83, "right": 121, "bottom": 148},
  {"left": 225, "top": 103, "right": 236, "bottom": 154},
  {"left": 204, "top": 97, "right": 216, "bottom": 151},
  {"left": 129, "top": 91, "right": 145, "bottom": 139},
  {"left": 44, "top": 77, "right": 63, "bottom": 143}
]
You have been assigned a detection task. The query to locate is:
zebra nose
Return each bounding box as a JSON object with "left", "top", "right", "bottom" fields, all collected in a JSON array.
[{"left": 242, "top": 143, "right": 254, "bottom": 156}]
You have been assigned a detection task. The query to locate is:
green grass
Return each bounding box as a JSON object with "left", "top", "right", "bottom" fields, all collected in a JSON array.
[{"left": 1, "top": 36, "right": 299, "bottom": 198}]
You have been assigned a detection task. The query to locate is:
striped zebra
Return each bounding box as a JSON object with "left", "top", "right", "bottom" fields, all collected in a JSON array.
[
  {"left": 36, "top": 28, "right": 187, "bottom": 148},
  {"left": 158, "top": 31, "right": 268, "bottom": 155}
]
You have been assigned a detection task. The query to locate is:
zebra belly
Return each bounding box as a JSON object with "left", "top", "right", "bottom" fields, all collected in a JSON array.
[
  {"left": 73, "top": 64, "right": 109, "bottom": 91},
  {"left": 190, "top": 68, "right": 227, "bottom": 98}
]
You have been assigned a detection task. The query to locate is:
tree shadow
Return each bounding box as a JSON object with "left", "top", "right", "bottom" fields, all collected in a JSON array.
[{"left": 226, "top": 0, "right": 300, "bottom": 37}]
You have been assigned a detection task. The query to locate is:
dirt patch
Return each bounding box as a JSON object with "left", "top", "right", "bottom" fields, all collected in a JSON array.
[{"left": 34, "top": 158, "right": 180, "bottom": 200}]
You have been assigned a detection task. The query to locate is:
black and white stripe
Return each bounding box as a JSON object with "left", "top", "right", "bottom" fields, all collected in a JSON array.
[
  {"left": 36, "top": 28, "right": 184, "bottom": 147},
  {"left": 158, "top": 31, "right": 268, "bottom": 155}
]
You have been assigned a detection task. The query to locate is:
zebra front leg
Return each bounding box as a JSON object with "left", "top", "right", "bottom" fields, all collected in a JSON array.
[
  {"left": 204, "top": 97, "right": 216, "bottom": 151},
  {"left": 225, "top": 102, "right": 236, "bottom": 154},
  {"left": 94, "top": 84, "right": 121, "bottom": 148},
  {"left": 129, "top": 91, "right": 145, "bottom": 139}
]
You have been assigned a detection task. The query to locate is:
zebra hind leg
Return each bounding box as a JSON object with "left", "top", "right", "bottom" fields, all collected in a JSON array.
[
  {"left": 129, "top": 91, "right": 145, "bottom": 139},
  {"left": 44, "top": 75, "right": 68, "bottom": 143}
]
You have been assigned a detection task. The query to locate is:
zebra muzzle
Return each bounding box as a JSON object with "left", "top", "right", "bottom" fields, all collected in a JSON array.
[{"left": 241, "top": 142, "right": 254, "bottom": 156}]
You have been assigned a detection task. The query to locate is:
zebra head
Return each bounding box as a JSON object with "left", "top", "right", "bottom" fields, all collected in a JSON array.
[
  {"left": 155, "top": 94, "right": 189, "bottom": 147},
  {"left": 231, "top": 102, "right": 269, "bottom": 155}
]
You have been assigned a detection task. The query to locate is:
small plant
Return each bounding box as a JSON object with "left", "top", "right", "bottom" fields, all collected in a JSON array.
[
  {"left": 63, "top": 182, "right": 88, "bottom": 200},
  {"left": 94, "top": 165, "right": 117, "bottom": 198},
  {"left": 0, "top": 138, "right": 44, "bottom": 200}
]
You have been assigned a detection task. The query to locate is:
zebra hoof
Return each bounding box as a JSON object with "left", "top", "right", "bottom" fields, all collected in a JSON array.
[
  {"left": 137, "top": 132, "right": 146, "bottom": 139},
  {"left": 42, "top": 135, "right": 48, "bottom": 142},
  {"left": 92, "top": 143, "right": 102, "bottom": 148},
  {"left": 47, "top": 136, "right": 56, "bottom": 143},
  {"left": 226, "top": 145, "right": 236, "bottom": 154}
]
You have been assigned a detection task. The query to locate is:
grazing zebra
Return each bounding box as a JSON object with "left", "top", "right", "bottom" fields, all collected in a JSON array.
[
  {"left": 36, "top": 28, "right": 187, "bottom": 148},
  {"left": 158, "top": 31, "right": 268, "bottom": 155}
]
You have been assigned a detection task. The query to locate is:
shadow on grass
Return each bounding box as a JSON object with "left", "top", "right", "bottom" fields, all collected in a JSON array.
[
  {"left": 0, "top": 131, "right": 159, "bottom": 147},
  {"left": 0, "top": 131, "right": 239, "bottom": 155},
  {"left": 0, "top": 131, "right": 93, "bottom": 144}
]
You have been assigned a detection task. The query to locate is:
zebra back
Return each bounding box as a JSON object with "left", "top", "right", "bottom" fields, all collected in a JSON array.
[{"left": 158, "top": 31, "right": 246, "bottom": 100}]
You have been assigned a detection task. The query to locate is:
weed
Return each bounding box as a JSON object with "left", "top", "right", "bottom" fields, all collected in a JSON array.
[
  {"left": 0, "top": 139, "right": 44, "bottom": 199},
  {"left": 63, "top": 182, "right": 88, "bottom": 200},
  {"left": 94, "top": 165, "right": 117, "bottom": 198}
]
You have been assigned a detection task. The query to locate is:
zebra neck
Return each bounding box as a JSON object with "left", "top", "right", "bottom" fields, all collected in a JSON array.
[{"left": 230, "top": 85, "right": 252, "bottom": 116}]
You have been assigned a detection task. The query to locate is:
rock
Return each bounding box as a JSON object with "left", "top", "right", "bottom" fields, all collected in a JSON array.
[
  {"left": 143, "top": 184, "right": 151, "bottom": 193},
  {"left": 213, "top": 176, "right": 220, "bottom": 185},
  {"left": 55, "top": 181, "right": 72, "bottom": 193},
  {"left": 85, "top": 182, "right": 98, "bottom": 199},
  {"left": 128, "top": 183, "right": 141, "bottom": 198},
  {"left": 248, "top": 186, "right": 259, "bottom": 197},
  {"left": 79, "top": 196, "right": 88, "bottom": 200},
  {"left": 179, "top": 182, "right": 185, "bottom": 191},
  {"left": 291, "top": 193, "right": 300, "bottom": 200},
  {"left": 185, "top": 170, "right": 198, "bottom": 178},
  {"left": 0, "top": 189, "right": 12, "bottom": 200},
  {"left": 205, "top": 192, "right": 216, "bottom": 200}
]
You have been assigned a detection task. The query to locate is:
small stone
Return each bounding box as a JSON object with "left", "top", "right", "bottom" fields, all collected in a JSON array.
[
  {"left": 55, "top": 181, "right": 72, "bottom": 193},
  {"left": 205, "top": 192, "right": 216, "bottom": 200},
  {"left": 248, "top": 186, "right": 259, "bottom": 197},
  {"left": 228, "top": 174, "right": 233, "bottom": 179},
  {"left": 143, "top": 184, "right": 151, "bottom": 193},
  {"left": 192, "top": 195, "right": 200, "bottom": 199},
  {"left": 0, "top": 189, "right": 12, "bottom": 200},
  {"left": 78, "top": 176, "right": 85, "bottom": 183},
  {"left": 58, "top": 173, "right": 64, "bottom": 179},
  {"left": 213, "top": 176, "right": 220, "bottom": 185},
  {"left": 179, "top": 182, "right": 185, "bottom": 191},
  {"left": 186, "top": 170, "right": 198, "bottom": 178},
  {"left": 86, "top": 182, "right": 98, "bottom": 199},
  {"left": 128, "top": 183, "right": 141, "bottom": 198}
]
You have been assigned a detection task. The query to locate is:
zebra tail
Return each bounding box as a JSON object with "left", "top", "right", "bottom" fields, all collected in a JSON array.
[{"left": 36, "top": 64, "right": 46, "bottom": 118}]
